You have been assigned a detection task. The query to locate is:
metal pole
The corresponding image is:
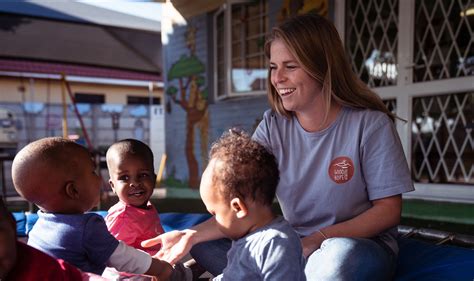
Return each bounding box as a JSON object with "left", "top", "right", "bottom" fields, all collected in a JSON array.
[{"left": 61, "top": 74, "right": 68, "bottom": 138}]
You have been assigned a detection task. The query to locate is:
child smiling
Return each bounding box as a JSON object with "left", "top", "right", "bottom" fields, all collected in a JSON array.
[{"left": 105, "top": 139, "right": 165, "bottom": 256}]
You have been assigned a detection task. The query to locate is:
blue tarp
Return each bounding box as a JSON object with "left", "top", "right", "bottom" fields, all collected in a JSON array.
[{"left": 14, "top": 211, "right": 474, "bottom": 280}]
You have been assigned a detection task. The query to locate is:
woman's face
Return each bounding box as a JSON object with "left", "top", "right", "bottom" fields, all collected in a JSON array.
[{"left": 269, "top": 38, "right": 322, "bottom": 114}]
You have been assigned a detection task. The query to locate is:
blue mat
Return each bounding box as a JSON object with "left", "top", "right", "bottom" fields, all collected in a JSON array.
[
  {"left": 12, "top": 212, "right": 26, "bottom": 236},
  {"left": 14, "top": 211, "right": 211, "bottom": 236},
  {"left": 395, "top": 237, "right": 474, "bottom": 280},
  {"left": 13, "top": 211, "right": 474, "bottom": 280}
]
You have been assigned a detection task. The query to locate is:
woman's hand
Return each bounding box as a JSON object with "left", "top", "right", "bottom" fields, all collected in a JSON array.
[
  {"left": 301, "top": 232, "right": 325, "bottom": 258},
  {"left": 300, "top": 195, "right": 402, "bottom": 258},
  {"left": 141, "top": 229, "right": 196, "bottom": 265}
]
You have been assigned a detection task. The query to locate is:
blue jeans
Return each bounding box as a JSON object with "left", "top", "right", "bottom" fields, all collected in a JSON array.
[
  {"left": 190, "top": 237, "right": 396, "bottom": 280},
  {"left": 305, "top": 237, "right": 396, "bottom": 281},
  {"left": 190, "top": 238, "right": 231, "bottom": 276}
]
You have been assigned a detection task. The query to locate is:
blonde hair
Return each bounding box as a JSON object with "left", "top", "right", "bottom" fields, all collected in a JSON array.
[{"left": 264, "top": 13, "right": 396, "bottom": 122}]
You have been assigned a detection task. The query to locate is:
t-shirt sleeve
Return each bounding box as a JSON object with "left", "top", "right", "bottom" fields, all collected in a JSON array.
[
  {"left": 259, "top": 236, "right": 306, "bottom": 281},
  {"left": 107, "top": 241, "right": 151, "bottom": 274},
  {"left": 361, "top": 117, "right": 415, "bottom": 200},
  {"left": 252, "top": 110, "right": 273, "bottom": 150},
  {"left": 83, "top": 215, "right": 120, "bottom": 266}
]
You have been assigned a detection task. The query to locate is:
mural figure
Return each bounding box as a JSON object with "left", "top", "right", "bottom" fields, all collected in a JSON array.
[
  {"left": 278, "top": 0, "right": 328, "bottom": 22},
  {"left": 166, "top": 26, "right": 209, "bottom": 189}
]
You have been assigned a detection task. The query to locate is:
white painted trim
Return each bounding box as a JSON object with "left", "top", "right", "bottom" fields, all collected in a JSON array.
[
  {"left": 375, "top": 76, "right": 474, "bottom": 98},
  {"left": 398, "top": 0, "right": 415, "bottom": 87},
  {"left": 404, "top": 183, "right": 474, "bottom": 204},
  {"left": 225, "top": 2, "right": 232, "bottom": 99},
  {"left": 333, "top": 0, "right": 345, "bottom": 44},
  {"left": 213, "top": 6, "right": 226, "bottom": 101},
  {"left": 0, "top": 71, "right": 163, "bottom": 88}
]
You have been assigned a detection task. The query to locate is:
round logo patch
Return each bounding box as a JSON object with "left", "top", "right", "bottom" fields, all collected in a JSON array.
[{"left": 328, "top": 156, "right": 354, "bottom": 184}]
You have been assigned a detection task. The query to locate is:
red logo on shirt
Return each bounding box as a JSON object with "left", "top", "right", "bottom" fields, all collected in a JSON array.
[{"left": 328, "top": 156, "right": 354, "bottom": 184}]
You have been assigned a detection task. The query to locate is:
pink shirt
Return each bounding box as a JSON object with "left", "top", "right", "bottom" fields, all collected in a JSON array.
[{"left": 105, "top": 201, "right": 164, "bottom": 256}]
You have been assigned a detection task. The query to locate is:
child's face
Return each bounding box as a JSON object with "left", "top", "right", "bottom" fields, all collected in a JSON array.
[
  {"left": 200, "top": 160, "right": 245, "bottom": 240},
  {"left": 108, "top": 153, "right": 155, "bottom": 208},
  {"left": 0, "top": 201, "right": 17, "bottom": 279},
  {"left": 74, "top": 149, "right": 102, "bottom": 212}
]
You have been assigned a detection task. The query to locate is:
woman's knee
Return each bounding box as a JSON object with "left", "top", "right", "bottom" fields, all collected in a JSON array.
[{"left": 305, "top": 238, "right": 394, "bottom": 281}]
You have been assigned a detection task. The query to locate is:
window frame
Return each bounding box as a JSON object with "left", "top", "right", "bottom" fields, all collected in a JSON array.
[
  {"left": 336, "top": 0, "right": 473, "bottom": 203},
  {"left": 213, "top": 0, "right": 268, "bottom": 100}
]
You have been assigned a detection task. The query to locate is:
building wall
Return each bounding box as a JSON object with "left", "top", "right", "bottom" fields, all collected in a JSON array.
[
  {"left": 163, "top": 14, "right": 210, "bottom": 188},
  {"left": 0, "top": 76, "right": 165, "bottom": 196},
  {"left": 164, "top": 0, "right": 473, "bottom": 206},
  {"left": 163, "top": 12, "right": 274, "bottom": 189}
]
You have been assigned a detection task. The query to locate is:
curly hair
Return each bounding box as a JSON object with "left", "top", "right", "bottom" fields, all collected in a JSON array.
[{"left": 209, "top": 129, "right": 279, "bottom": 206}]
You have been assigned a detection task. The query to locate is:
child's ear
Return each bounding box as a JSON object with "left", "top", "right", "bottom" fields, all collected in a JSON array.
[
  {"left": 64, "top": 181, "right": 79, "bottom": 199},
  {"left": 108, "top": 179, "right": 116, "bottom": 193},
  {"left": 230, "top": 198, "right": 247, "bottom": 218}
]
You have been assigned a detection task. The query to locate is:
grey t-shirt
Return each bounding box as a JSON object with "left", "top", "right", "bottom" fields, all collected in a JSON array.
[
  {"left": 214, "top": 216, "right": 306, "bottom": 281},
  {"left": 253, "top": 107, "right": 414, "bottom": 254}
]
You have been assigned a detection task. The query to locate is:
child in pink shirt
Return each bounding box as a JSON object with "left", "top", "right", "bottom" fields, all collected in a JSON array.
[{"left": 105, "top": 139, "right": 164, "bottom": 256}]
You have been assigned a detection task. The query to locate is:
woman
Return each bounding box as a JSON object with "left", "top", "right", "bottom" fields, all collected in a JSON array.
[{"left": 143, "top": 13, "right": 414, "bottom": 280}]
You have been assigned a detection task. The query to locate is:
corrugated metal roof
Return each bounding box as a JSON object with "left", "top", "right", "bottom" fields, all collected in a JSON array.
[{"left": 0, "top": 58, "right": 162, "bottom": 82}]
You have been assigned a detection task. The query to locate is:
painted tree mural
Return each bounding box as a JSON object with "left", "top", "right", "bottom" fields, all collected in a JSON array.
[{"left": 166, "top": 26, "right": 209, "bottom": 189}]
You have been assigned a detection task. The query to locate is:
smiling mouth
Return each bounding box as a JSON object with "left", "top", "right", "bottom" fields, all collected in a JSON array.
[
  {"left": 278, "top": 88, "right": 295, "bottom": 97},
  {"left": 129, "top": 190, "right": 146, "bottom": 197}
]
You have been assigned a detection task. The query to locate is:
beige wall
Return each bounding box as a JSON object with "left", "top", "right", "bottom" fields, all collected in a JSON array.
[{"left": 0, "top": 76, "right": 163, "bottom": 104}]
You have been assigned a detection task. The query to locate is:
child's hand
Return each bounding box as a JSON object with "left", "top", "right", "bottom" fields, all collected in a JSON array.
[
  {"left": 145, "top": 258, "right": 173, "bottom": 281},
  {"left": 142, "top": 230, "right": 196, "bottom": 265}
]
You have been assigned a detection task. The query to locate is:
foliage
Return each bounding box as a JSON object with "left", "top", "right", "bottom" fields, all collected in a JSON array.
[
  {"left": 168, "top": 55, "right": 205, "bottom": 80},
  {"left": 166, "top": 86, "right": 178, "bottom": 97},
  {"left": 162, "top": 176, "right": 190, "bottom": 189}
]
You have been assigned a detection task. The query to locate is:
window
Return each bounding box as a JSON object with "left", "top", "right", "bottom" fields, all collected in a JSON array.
[
  {"left": 413, "top": 0, "right": 474, "bottom": 82},
  {"left": 74, "top": 93, "right": 105, "bottom": 104},
  {"left": 214, "top": 0, "right": 268, "bottom": 99},
  {"left": 345, "top": 0, "right": 399, "bottom": 87},
  {"left": 411, "top": 92, "right": 473, "bottom": 184},
  {"left": 127, "top": 96, "right": 161, "bottom": 105},
  {"left": 341, "top": 0, "right": 473, "bottom": 202}
]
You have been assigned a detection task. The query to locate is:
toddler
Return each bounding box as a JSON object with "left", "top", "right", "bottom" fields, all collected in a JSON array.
[
  {"left": 200, "top": 129, "right": 306, "bottom": 280},
  {"left": 105, "top": 139, "right": 164, "bottom": 255},
  {"left": 12, "top": 137, "right": 173, "bottom": 280}
]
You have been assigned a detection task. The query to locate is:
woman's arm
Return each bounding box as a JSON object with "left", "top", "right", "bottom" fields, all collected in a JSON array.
[
  {"left": 141, "top": 216, "right": 225, "bottom": 264},
  {"left": 301, "top": 195, "right": 401, "bottom": 257}
]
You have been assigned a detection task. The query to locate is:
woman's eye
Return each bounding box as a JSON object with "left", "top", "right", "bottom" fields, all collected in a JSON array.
[{"left": 118, "top": 176, "right": 128, "bottom": 181}]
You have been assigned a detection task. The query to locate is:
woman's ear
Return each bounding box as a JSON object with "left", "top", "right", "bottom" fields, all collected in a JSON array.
[
  {"left": 65, "top": 181, "right": 79, "bottom": 199},
  {"left": 230, "top": 198, "right": 248, "bottom": 219}
]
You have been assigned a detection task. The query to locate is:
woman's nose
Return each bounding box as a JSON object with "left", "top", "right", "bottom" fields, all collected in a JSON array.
[{"left": 273, "top": 68, "right": 286, "bottom": 84}]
